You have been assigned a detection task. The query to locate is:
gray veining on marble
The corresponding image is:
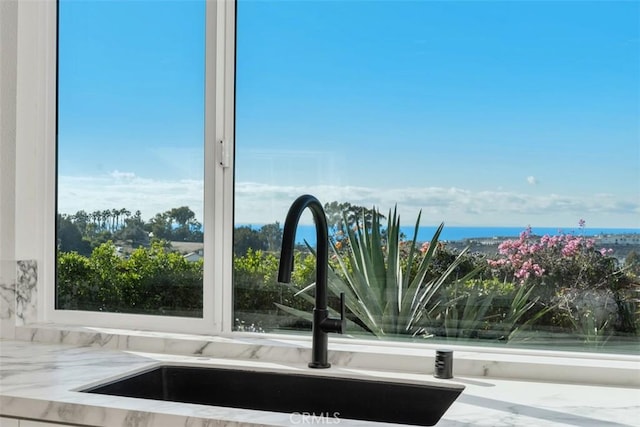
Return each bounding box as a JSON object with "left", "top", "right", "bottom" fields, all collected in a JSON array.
[
  {"left": 15, "top": 260, "right": 37, "bottom": 326},
  {"left": 1, "top": 340, "right": 639, "bottom": 427},
  {"left": 0, "top": 260, "right": 37, "bottom": 340}
]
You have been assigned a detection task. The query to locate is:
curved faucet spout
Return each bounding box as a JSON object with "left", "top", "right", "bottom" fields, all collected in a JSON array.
[
  {"left": 278, "top": 195, "right": 329, "bottom": 307},
  {"left": 278, "top": 194, "right": 345, "bottom": 369}
]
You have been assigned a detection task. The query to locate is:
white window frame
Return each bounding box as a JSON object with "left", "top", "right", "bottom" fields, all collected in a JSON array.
[
  {"left": 8, "top": 0, "right": 637, "bottom": 378},
  {"left": 15, "top": 0, "right": 236, "bottom": 335}
]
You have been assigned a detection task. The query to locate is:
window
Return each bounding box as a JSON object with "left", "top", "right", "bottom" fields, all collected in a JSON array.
[
  {"left": 14, "top": 0, "right": 638, "bottom": 352},
  {"left": 233, "top": 0, "right": 640, "bottom": 353},
  {"left": 13, "top": 0, "right": 234, "bottom": 333},
  {"left": 56, "top": 0, "right": 206, "bottom": 317}
]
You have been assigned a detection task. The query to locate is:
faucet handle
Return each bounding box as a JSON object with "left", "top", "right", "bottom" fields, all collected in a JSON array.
[{"left": 320, "top": 292, "right": 347, "bottom": 334}]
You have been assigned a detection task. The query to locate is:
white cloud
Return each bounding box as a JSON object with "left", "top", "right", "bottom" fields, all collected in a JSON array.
[
  {"left": 527, "top": 176, "right": 538, "bottom": 185},
  {"left": 57, "top": 174, "right": 640, "bottom": 228},
  {"left": 58, "top": 174, "right": 204, "bottom": 221},
  {"left": 109, "top": 170, "right": 137, "bottom": 180},
  {"left": 233, "top": 183, "right": 640, "bottom": 227}
]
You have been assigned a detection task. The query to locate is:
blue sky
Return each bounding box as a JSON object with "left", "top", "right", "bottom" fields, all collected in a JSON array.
[
  {"left": 58, "top": 0, "right": 639, "bottom": 228},
  {"left": 57, "top": 0, "right": 205, "bottom": 180}
]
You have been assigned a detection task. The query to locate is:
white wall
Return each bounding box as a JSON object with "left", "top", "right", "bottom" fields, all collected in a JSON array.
[
  {"left": 1, "top": 1, "right": 56, "bottom": 326},
  {"left": 0, "top": 0, "right": 18, "bottom": 277}
]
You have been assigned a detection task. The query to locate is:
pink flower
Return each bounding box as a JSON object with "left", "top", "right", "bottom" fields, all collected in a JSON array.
[
  {"left": 542, "top": 235, "right": 556, "bottom": 248},
  {"left": 561, "top": 239, "right": 580, "bottom": 257},
  {"left": 532, "top": 264, "right": 545, "bottom": 276},
  {"left": 488, "top": 221, "right": 606, "bottom": 284},
  {"left": 519, "top": 226, "right": 532, "bottom": 240},
  {"left": 487, "top": 259, "right": 507, "bottom": 267},
  {"left": 529, "top": 243, "right": 543, "bottom": 254}
]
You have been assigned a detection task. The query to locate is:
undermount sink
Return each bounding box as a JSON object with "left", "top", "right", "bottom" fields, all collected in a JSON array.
[{"left": 82, "top": 365, "right": 464, "bottom": 426}]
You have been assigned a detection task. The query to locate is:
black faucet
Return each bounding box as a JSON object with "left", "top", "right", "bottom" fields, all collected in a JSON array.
[{"left": 278, "top": 194, "right": 346, "bottom": 368}]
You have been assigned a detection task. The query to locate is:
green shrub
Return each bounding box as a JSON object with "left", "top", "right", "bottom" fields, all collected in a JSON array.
[
  {"left": 234, "top": 249, "right": 314, "bottom": 330},
  {"left": 57, "top": 241, "right": 202, "bottom": 316}
]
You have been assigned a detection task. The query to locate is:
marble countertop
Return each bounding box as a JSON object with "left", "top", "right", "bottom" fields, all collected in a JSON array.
[{"left": 1, "top": 340, "right": 638, "bottom": 427}]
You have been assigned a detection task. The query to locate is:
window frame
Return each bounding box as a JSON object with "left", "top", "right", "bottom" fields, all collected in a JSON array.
[{"left": 15, "top": 0, "right": 236, "bottom": 335}]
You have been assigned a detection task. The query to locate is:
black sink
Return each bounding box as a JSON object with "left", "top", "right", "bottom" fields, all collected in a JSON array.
[{"left": 82, "top": 365, "right": 464, "bottom": 426}]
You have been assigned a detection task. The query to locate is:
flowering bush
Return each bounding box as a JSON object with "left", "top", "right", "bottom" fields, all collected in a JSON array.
[
  {"left": 486, "top": 220, "right": 636, "bottom": 341},
  {"left": 488, "top": 221, "right": 616, "bottom": 289},
  {"left": 486, "top": 226, "right": 546, "bottom": 281}
]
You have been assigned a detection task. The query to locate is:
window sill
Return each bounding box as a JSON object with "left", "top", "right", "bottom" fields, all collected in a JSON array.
[{"left": 14, "top": 323, "right": 639, "bottom": 388}]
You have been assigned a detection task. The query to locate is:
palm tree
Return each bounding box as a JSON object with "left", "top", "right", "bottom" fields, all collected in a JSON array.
[
  {"left": 120, "top": 208, "right": 131, "bottom": 228},
  {"left": 101, "top": 209, "right": 110, "bottom": 231},
  {"left": 111, "top": 208, "right": 120, "bottom": 232},
  {"left": 91, "top": 210, "right": 101, "bottom": 230}
]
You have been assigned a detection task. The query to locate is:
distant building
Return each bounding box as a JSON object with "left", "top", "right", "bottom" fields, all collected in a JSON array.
[
  {"left": 462, "top": 237, "right": 501, "bottom": 246},
  {"left": 596, "top": 234, "right": 640, "bottom": 245},
  {"left": 183, "top": 249, "right": 204, "bottom": 262}
]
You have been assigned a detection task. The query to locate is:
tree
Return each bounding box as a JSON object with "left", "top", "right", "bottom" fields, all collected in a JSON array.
[
  {"left": 169, "top": 206, "right": 196, "bottom": 228},
  {"left": 118, "top": 216, "right": 149, "bottom": 247},
  {"left": 72, "top": 210, "right": 90, "bottom": 236},
  {"left": 323, "top": 201, "right": 383, "bottom": 235},
  {"left": 120, "top": 208, "right": 131, "bottom": 229},
  {"left": 234, "top": 226, "right": 267, "bottom": 257},
  {"left": 146, "top": 212, "right": 172, "bottom": 240},
  {"left": 57, "top": 214, "right": 91, "bottom": 255},
  {"left": 259, "top": 222, "right": 283, "bottom": 252},
  {"left": 90, "top": 210, "right": 102, "bottom": 230},
  {"left": 144, "top": 206, "right": 203, "bottom": 242},
  {"left": 111, "top": 208, "right": 120, "bottom": 232},
  {"left": 101, "top": 209, "right": 111, "bottom": 231},
  {"left": 186, "top": 220, "right": 204, "bottom": 242},
  {"left": 323, "top": 201, "right": 387, "bottom": 249},
  {"left": 168, "top": 207, "right": 200, "bottom": 241}
]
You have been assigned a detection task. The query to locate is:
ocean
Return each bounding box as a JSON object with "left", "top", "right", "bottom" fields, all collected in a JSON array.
[{"left": 277, "top": 225, "right": 640, "bottom": 245}]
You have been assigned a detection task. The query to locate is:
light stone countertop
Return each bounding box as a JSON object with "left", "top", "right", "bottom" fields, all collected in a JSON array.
[{"left": 0, "top": 340, "right": 639, "bottom": 427}]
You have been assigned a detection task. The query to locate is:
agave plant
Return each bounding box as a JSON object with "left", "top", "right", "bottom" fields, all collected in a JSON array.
[
  {"left": 436, "top": 278, "right": 551, "bottom": 342},
  {"left": 277, "top": 207, "right": 479, "bottom": 338},
  {"left": 440, "top": 281, "right": 496, "bottom": 340},
  {"left": 501, "top": 281, "right": 553, "bottom": 341}
]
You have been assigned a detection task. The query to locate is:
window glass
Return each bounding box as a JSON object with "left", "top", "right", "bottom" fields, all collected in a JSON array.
[
  {"left": 234, "top": 0, "right": 640, "bottom": 352},
  {"left": 56, "top": 0, "right": 206, "bottom": 317}
]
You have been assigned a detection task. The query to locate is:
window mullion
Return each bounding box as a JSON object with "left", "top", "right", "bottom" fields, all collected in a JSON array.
[{"left": 206, "top": 0, "right": 236, "bottom": 334}]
